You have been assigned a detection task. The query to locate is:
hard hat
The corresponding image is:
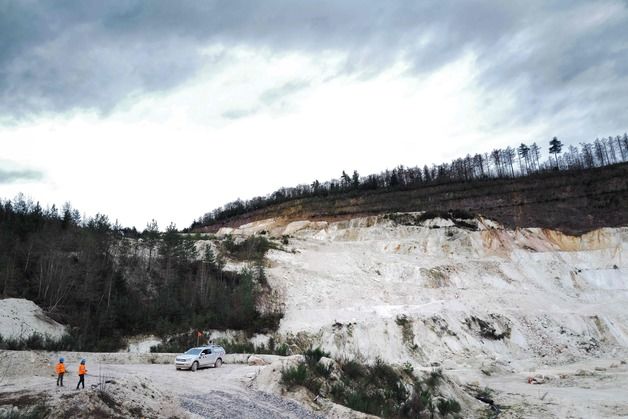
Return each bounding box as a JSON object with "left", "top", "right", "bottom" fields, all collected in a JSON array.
[
  {"left": 59, "top": 357, "right": 64, "bottom": 362},
  {"left": 80, "top": 359, "right": 86, "bottom": 364}
]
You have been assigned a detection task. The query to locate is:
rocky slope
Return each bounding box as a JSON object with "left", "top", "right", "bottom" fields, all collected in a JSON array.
[
  {"left": 220, "top": 214, "right": 627, "bottom": 362},
  {"left": 218, "top": 212, "right": 628, "bottom": 417}
]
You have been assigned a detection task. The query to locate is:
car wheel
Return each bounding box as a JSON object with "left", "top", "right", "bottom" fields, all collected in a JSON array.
[
  {"left": 215, "top": 358, "right": 222, "bottom": 368},
  {"left": 191, "top": 362, "right": 198, "bottom": 372}
]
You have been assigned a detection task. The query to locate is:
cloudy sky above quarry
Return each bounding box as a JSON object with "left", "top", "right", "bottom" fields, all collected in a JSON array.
[{"left": 1, "top": 1, "right": 627, "bottom": 229}]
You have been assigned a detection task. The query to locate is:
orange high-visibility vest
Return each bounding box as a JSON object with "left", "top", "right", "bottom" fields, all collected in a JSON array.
[
  {"left": 78, "top": 365, "right": 87, "bottom": 375},
  {"left": 55, "top": 363, "right": 65, "bottom": 374}
]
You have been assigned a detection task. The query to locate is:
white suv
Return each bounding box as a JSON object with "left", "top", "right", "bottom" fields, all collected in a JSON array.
[{"left": 175, "top": 345, "right": 226, "bottom": 371}]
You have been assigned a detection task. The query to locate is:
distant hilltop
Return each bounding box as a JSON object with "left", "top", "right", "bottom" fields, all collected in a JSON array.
[
  {"left": 192, "top": 135, "right": 628, "bottom": 235},
  {"left": 193, "top": 162, "right": 628, "bottom": 236}
]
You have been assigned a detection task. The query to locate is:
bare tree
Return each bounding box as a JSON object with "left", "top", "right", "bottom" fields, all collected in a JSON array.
[
  {"left": 594, "top": 138, "right": 606, "bottom": 166},
  {"left": 581, "top": 142, "right": 595, "bottom": 168}
]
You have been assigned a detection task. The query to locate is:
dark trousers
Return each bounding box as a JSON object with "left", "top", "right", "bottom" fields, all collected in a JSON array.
[
  {"left": 76, "top": 374, "right": 85, "bottom": 389},
  {"left": 56, "top": 373, "right": 64, "bottom": 386}
]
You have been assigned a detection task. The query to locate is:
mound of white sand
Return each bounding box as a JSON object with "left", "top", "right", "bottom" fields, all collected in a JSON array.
[{"left": 0, "top": 298, "right": 66, "bottom": 341}]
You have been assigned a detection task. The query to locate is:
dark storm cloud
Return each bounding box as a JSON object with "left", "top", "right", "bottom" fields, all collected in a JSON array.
[
  {"left": 0, "top": 167, "right": 44, "bottom": 183},
  {"left": 1, "top": 0, "right": 627, "bottom": 130}
]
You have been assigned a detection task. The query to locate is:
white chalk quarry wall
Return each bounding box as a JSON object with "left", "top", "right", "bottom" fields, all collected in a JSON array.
[{"left": 225, "top": 214, "right": 628, "bottom": 368}]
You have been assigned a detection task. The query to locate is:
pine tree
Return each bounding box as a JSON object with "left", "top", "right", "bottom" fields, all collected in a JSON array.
[
  {"left": 341, "top": 171, "right": 351, "bottom": 189},
  {"left": 203, "top": 244, "right": 216, "bottom": 268},
  {"left": 517, "top": 143, "right": 530, "bottom": 174},
  {"left": 351, "top": 170, "right": 360, "bottom": 189},
  {"left": 549, "top": 137, "right": 563, "bottom": 168}
]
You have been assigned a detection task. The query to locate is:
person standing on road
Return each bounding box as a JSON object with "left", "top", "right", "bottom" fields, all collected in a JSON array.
[
  {"left": 76, "top": 359, "right": 87, "bottom": 390},
  {"left": 55, "top": 358, "right": 65, "bottom": 386}
]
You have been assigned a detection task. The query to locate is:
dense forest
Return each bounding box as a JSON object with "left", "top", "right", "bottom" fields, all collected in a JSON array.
[
  {"left": 0, "top": 199, "right": 281, "bottom": 351},
  {"left": 191, "top": 134, "right": 628, "bottom": 229}
]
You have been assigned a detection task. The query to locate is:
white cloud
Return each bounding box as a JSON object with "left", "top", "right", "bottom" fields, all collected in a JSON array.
[{"left": 0, "top": 46, "right": 608, "bottom": 228}]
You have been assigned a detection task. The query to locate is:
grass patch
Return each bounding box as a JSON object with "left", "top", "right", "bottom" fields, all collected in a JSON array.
[
  {"left": 437, "top": 398, "right": 462, "bottom": 417},
  {"left": 341, "top": 359, "right": 367, "bottom": 380},
  {"left": 281, "top": 363, "right": 308, "bottom": 389},
  {"left": 279, "top": 349, "right": 464, "bottom": 418},
  {"left": 304, "top": 347, "right": 330, "bottom": 368}
]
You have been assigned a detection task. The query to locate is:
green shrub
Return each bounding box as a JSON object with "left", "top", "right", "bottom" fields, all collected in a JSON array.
[
  {"left": 402, "top": 389, "right": 432, "bottom": 417},
  {"left": 304, "top": 347, "right": 330, "bottom": 367},
  {"left": 330, "top": 382, "right": 346, "bottom": 399},
  {"left": 279, "top": 354, "right": 463, "bottom": 419},
  {"left": 425, "top": 368, "right": 443, "bottom": 389},
  {"left": 221, "top": 235, "right": 278, "bottom": 261},
  {"left": 371, "top": 357, "right": 399, "bottom": 387},
  {"left": 346, "top": 390, "right": 379, "bottom": 416},
  {"left": 0, "top": 333, "right": 77, "bottom": 351},
  {"left": 437, "top": 398, "right": 461, "bottom": 417},
  {"left": 313, "top": 362, "right": 333, "bottom": 378},
  {"left": 150, "top": 332, "right": 200, "bottom": 353},
  {"left": 395, "top": 314, "right": 410, "bottom": 326},
  {"left": 341, "top": 359, "right": 367, "bottom": 380},
  {"left": 281, "top": 363, "right": 308, "bottom": 389},
  {"left": 402, "top": 362, "right": 414, "bottom": 374},
  {"left": 476, "top": 386, "right": 494, "bottom": 399},
  {"left": 274, "top": 343, "right": 289, "bottom": 356},
  {"left": 337, "top": 358, "right": 409, "bottom": 416},
  {"left": 215, "top": 339, "right": 256, "bottom": 354},
  {"left": 304, "top": 376, "right": 323, "bottom": 395}
]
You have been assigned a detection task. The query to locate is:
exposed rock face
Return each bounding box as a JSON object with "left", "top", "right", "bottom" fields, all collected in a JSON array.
[
  {"left": 199, "top": 162, "right": 628, "bottom": 236},
  {"left": 225, "top": 213, "right": 628, "bottom": 370}
]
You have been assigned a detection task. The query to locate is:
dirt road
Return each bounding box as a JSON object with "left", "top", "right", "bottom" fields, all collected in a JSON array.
[
  {"left": 104, "top": 363, "right": 322, "bottom": 419},
  {"left": 0, "top": 359, "right": 321, "bottom": 419}
]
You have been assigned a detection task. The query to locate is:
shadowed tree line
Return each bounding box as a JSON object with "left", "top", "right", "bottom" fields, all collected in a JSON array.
[
  {"left": 0, "top": 198, "right": 279, "bottom": 351},
  {"left": 192, "top": 134, "right": 628, "bottom": 229}
]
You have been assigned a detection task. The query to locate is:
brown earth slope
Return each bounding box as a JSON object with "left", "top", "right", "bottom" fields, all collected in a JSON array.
[{"left": 198, "top": 162, "right": 628, "bottom": 235}]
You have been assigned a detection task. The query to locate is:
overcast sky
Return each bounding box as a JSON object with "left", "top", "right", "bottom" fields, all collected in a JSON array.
[{"left": 1, "top": 1, "right": 627, "bottom": 229}]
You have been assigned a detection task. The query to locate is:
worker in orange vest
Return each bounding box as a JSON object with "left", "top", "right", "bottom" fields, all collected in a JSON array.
[
  {"left": 55, "top": 358, "right": 65, "bottom": 386},
  {"left": 76, "top": 359, "right": 87, "bottom": 390}
]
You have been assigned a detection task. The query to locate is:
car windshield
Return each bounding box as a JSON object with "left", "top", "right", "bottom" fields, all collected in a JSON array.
[{"left": 184, "top": 348, "right": 202, "bottom": 355}]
